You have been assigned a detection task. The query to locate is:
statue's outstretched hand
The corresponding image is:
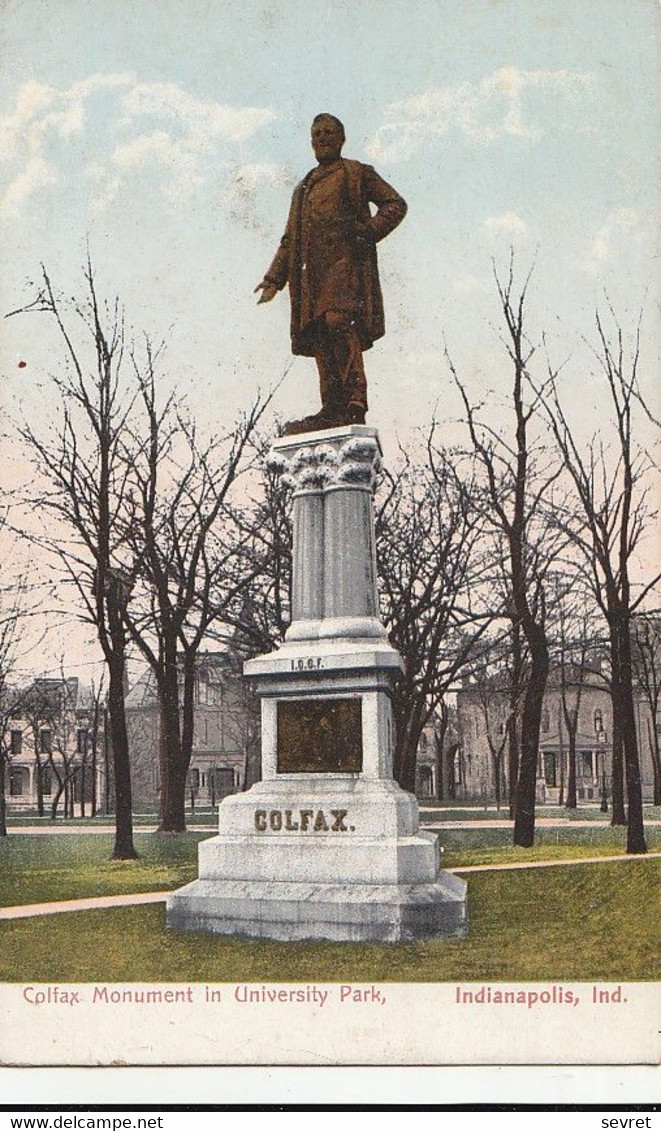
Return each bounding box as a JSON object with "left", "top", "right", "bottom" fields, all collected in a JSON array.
[{"left": 254, "top": 281, "right": 278, "bottom": 304}]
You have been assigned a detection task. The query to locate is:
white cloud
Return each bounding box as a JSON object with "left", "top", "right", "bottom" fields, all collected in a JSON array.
[
  {"left": 581, "top": 207, "right": 640, "bottom": 274},
  {"left": 0, "top": 74, "right": 276, "bottom": 218},
  {"left": 121, "top": 82, "right": 275, "bottom": 150},
  {"left": 367, "top": 67, "right": 594, "bottom": 161},
  {"left": 485, "top": 211, "right": 528, "bottom": 236},
  {"left": 0, "top": 155, "right": 56, "bottom": 218}
]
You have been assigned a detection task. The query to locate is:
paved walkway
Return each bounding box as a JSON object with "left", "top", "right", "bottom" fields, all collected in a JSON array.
[
  {"left": 1, "top": 852, "right": 659, "bottom": 921},
  {"left": 0, "top": 891, "right": 168, "bottom": 920}
]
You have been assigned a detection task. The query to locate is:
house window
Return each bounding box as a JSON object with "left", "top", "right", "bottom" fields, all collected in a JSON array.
[
  {"left": 581, "top": 751, "right": 593, "bottom": 778},
  {"left": 594, "top": 709, "right": 603, "bottom": 734},
  {"left": 197, "top": 670, "right": 210, "bottom": 706},
  {"left": 39, "top": 729, "right": 52, "bottom": 755},
  {"left": 10, "top": 730, "right": 22, "bottom": 756},
  {"left": 189, "top": 768, "right": 200, "bottom": 790},
  {"left": 42, "top": 767, "right": 52, "bottom": 795},
  {"left": 543, "top": 751, "right": 557, "bottom": 788},
  {"left": 9, "top": 768, "right": 24, "bottom": 796},
  {"left": 77, "top": 729, "right": 88, "bottom": 755},
  {"left": 541, "top": 708, "right": 550, "bottom": 733}
]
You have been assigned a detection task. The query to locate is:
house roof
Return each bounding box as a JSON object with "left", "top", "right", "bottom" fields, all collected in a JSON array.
[{"left": 125, "top": 651, "right": 234, "bottom": 708}]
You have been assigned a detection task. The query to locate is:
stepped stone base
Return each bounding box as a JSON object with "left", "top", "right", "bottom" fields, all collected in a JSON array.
[
  {"left": 167, "top": 875, "right": 467, "bottom": 943},
  {"left": 166, "top": 778, "right": 468, "bottom": 942}
]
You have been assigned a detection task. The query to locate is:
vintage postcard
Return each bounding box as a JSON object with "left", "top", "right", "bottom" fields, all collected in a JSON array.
[{"left": 0, "top": 0, "right": 659, "bottom": 1075}]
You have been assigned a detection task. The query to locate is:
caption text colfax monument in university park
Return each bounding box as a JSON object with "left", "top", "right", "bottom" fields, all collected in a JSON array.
[{"left": 166, "top": 114, "right": 468, "bottom": 942}]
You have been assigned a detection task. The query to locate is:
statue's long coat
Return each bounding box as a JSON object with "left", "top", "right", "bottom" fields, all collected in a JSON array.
[{"left": 265, "top": 158, "right": 407, "bottom": 357}]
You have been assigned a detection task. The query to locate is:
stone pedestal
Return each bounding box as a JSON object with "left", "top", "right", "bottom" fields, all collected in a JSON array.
[{"left": 167, "top": 425, "right": 467, "bottom": 942}]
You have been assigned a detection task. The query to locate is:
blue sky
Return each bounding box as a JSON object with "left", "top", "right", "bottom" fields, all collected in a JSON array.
[{"left": 0, "top": 0, "right": 659, "bottom": 675}]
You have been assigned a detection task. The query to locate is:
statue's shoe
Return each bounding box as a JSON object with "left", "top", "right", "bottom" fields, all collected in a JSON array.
[{"left": 281, "top": 409, "right": 339, "bottom": 436}]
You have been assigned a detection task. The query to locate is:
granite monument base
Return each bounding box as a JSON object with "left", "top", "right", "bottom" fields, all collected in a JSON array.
[{"left": 166, "top": 777, "right": 467, "bottom": 942}]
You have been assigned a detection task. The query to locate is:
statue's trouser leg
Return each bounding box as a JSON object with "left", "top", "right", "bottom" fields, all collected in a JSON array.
[
  {"left": 314, "top": 348, "right": 343, "bottom": 417},
  {"left": 315, "top": 312, "right": 368, "bottom": 414}
]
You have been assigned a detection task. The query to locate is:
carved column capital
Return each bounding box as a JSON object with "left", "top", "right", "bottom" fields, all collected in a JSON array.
[{"left": 268, "top": 428, "right": 382, "bottom": 495}]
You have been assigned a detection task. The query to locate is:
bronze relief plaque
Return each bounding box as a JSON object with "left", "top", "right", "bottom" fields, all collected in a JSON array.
[{"left": 277, "top": 697, "right": 363, "bottom": 773}]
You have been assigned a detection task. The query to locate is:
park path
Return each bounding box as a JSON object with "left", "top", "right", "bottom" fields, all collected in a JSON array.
[
  {"left": 0, "top": 890, "right": 168, "bottom": 920},
  {"left": 1, "top": 852, "right": 659, "bottom": 921}
]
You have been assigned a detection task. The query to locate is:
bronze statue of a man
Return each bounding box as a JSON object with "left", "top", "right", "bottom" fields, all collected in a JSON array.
[{"left": 255, "top": 114, "right": 407, "bottom": 433}]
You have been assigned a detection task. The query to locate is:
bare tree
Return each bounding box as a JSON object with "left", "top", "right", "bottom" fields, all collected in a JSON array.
[
  {"left": 0, "top": 520, "right": 30, "bottom": 835},
  {"left": 220, "top": 451, "right": 293, "bottom": 660},
  {"left": 449, "top": 263, "right": 566, "bottom": 846},
  {"left": 470, "top": 650, "right": 510, "bottom": 812},
  {"left": 541, "top": 306, "right": 659, "bottom": 853},
  {"left": 552, "top": 594, "right": 598, "bottom": 811},
  {"left": 122, "top": 352, "right": 271, "bottom": 831},
  {"left": 376, "top": 432, "right": 492, "bottom": 793},
  {"left": 9, "top": 261, "right": 138, "bottom": 858}
]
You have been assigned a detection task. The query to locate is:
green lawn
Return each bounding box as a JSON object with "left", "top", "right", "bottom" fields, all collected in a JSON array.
[
  {"left": 1, "top": 826, "right": 659, "bottom": 908},
  {"left": 439, "top": 825, "right": 661, "bottom": 867},
  {"left": 0, "top": 833, "right": 206, "bottom": 907},
  {"left": 0, "top": 861, "right": 657, "bottom": 982}
]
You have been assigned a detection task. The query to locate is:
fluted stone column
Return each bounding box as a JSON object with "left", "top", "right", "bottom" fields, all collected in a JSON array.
[
  {"left": 270, "top": 426, "right": 386, "bottom": 641},
  {"left": 291, "top": 490, "right": 324, "bottom": 628}
]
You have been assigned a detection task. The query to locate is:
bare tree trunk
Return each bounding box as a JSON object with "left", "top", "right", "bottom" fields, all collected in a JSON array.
[
  {"left": 0, "top": 762, "right": 7, "bottom": 837},
  {"left": 493, "top": 754, "right": 502, "bottom": 811},
  {"left": 558, "top": 703, "right": 565, "bottom": 807},
  {"left": 618, "top": 617, "right": 647, "bottom": 853},
  {"left": 434, "top": 702, "right": 449, "bottom": 804},
  {"left": 107, "top": 655, "right": 137, "bottom": 859},
  {"left": 35, "top": 754, "right": 44, "bottom": 817},
  {"left": 156, "top": 641, "right": 187, "bottom": 833},
  {"left": 51, "top": 784, "right": 63, "bottom": 820},
  {"left": 609, "top": 624, "right": 627, "bottom": 826},
  {"left": 646, "top": 719, "right": 661, "bottom": 806},
  {"left": 565, "top": 732, "right": 577, "bottom": 809},
  {"left": 508, "top": 624, "right": 522, "bottom": 818},
  {"left": 394, "top": 692, "right": 425, "bottom": 794},
  {"left": 514, "top": 629, "right": 549, "bottom": 846},
  {"left": 90, "top": 743, "right": 97, "bottom": 817}
]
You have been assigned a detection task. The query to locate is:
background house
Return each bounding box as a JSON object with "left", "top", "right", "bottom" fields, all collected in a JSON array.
[
  {"left": 125, "top": 650, "right": 260, "bottom": 810},
  {"left": 454, "top": 664, "right": 658, "bottom": 806},
  {"left": 4, "top": 677, "right": 105, "bottom": 815}
]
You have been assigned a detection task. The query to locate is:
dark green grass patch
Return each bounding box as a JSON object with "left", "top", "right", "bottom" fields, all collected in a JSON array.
[
  {"left": 0, "top": 833, "right": 205, "bottom": 907},
  {"left": 1, "top": 861, "right": 657, "bottom": 983}
]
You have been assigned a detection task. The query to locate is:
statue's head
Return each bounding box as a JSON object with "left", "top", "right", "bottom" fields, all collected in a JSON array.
[{"left": 311, "top": 113, "right": 345, "bottom": 164}]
